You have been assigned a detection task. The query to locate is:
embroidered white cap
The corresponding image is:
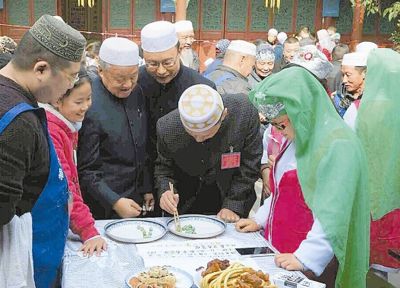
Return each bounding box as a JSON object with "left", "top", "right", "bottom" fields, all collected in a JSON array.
[
  {"left": 141, "top": 21, "right": 179, "bottom": 53},
  {"left": 342, "top": 52, "right": 368, "bottom": 67},
  {"left": 99, "top": 37, "right": 139, "bottom": 66},
  {"left": 291, "top": 45, "right": 333, "bottom": 79},
  {"left": 174, "top": 20, "right": 194, "bottom": 33},
  {"left": 268, "top": 28, "right": 278, "bottom": 36},
  {"left": 179, "top": 84, "right": 224, "bottom": 133},
  {"left": 356, "top": 41, "right": 378, "bottom": 55},
  {"left": 227, "top": 40, "right": 256, "bottom": 57}
]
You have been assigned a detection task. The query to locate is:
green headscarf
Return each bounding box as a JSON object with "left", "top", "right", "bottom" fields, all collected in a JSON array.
[
  {"left": 250, "top": 67, "right": 370, "bottom": 288},
  {"left": 356, "top": 48, "right": 400, "bottom": 220}
]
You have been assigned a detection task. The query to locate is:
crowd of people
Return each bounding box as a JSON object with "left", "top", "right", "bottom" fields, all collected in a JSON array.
[{"left": 0, "top": 14, "right": 400, "bottom": 288}]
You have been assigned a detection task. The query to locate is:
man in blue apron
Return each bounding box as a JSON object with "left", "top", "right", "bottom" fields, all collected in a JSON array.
[{"left": 0, "top": 15, "right": 86, "bottom": 287}]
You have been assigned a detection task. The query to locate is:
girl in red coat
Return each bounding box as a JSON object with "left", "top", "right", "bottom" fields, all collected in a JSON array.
[{"left": 40, "top": 67, "right": 106, "bottom": 257}]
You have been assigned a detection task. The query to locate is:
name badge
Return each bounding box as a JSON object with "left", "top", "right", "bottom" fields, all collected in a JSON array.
[{"left": 221, "top": 146, "right": 241, "bottom": 169}]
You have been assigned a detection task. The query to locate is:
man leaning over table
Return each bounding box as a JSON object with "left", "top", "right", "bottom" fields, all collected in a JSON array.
[{"left": 155, "top": 84, "right": 262, "bottom": 222}]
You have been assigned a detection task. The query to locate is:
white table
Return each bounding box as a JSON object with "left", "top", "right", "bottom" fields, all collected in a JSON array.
[{"left": 62, "top": 217, "right": 302, "bottom": 288}]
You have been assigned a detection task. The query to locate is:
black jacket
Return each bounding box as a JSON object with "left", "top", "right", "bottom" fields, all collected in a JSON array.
[
  {"left": 78, "top": 76, "right": 150, "bottom": 219},
  {"left": 0, "top": 75, "right": 50, "bottom": 226},
  {"left": 155, "top": 93, "right": 262, "bottom": 217},
  {"left": 138, "top": 64, "right": 216, "bottom": 168}
]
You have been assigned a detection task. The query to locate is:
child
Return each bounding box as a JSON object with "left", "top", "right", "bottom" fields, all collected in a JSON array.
[{"left": 40, "top": 67, "right": 106, "bottom": 257}]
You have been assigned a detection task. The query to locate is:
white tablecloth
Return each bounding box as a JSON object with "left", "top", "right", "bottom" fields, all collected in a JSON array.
[{"left": 62, "top": 218, "right": 302, "bottom": 288}]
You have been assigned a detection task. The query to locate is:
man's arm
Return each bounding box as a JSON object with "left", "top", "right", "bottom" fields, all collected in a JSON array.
[
  {"left": 154, "top": 120, "right": 176, "bottom": 200},
  {"left": 0, "top": 116, "right": 38, "bottom": 226},
  {"left": 222, "top": 103, "right": 262, "bottom": 217}
]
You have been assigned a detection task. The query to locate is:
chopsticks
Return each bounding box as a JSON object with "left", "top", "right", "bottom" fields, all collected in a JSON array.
[{"left": 169, "top": 182, "right": 181, "bottom": 232}]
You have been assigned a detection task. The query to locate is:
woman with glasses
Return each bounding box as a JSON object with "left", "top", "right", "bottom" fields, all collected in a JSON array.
[{"left": 235, "top": 67, "right": 370, "bottom": 288}]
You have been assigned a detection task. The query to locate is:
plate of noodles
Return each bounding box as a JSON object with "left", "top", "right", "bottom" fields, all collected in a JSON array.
[
  {"left": 166, "top": 215, "right": 226, "bottom": 239},
  {"left": 125, "top": 266, "right": 194, "bottom": 288},
  {"left": 194, "top": 259, "right": 277, "bottom": 288}
]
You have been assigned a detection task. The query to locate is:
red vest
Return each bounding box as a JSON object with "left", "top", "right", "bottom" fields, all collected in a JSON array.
[
  {"left": 264, "top": 141, "right": 314, "bottom": 253},
  {"left": 353, "top": 99, "right": 400, "bottom": 269}
]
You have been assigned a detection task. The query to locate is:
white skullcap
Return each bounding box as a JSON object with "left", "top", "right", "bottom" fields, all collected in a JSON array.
[
  {"left": 356, "top": 42, "right": 377, "bottom": 55},
  {"left": 317, "top": 29, "right": 329, "bottom": 41},
  {"left": 277, "top": 32, "right": 287, "bottom": 44},
  {"left": 99, "top": 37, "right": 139, "bottom": 66},
  {"left": 174, "top": 20, "right": 194, "bottom": 33},
  {"left": 268, "top": 28, "right": 278, "bottom": 36},
  {"left": 227, "top": 40, "right": 256, "bottom": 56},
  {"left": 179, "top": 84, "right": 224, "bottom": 133},
  {"left": 204, "top": 58, "right": 214, "bottom": 67},
  {"left": 141, "top": 21, "right": 179, "bottom": 53},
  {"left": 342, "top": 52, "right": 367, "bottom": 67}
]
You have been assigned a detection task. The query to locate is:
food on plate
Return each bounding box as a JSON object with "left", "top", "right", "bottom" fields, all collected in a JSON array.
[
  {"left": 137, "top": 225, "right": 153, "bottom": 239},
  {"left": 200, "top": 259, "right": 277, "bottom": 288},
  {"left": 180, "top": 224, "right": 196, "bottom": 234},
  {"left": 129, "top": 266, "right": 176, "bottom": 288},
  {"left": 201, "top": 259, "right": 230, "bottom": 277}
]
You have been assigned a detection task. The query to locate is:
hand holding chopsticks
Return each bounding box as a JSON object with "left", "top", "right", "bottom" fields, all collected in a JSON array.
[
  {"left": 168, "top": 182, "right": 181, "bottom": 232},
  {"left": 159, "top": 181, "right": 180, "bottom": 216}
]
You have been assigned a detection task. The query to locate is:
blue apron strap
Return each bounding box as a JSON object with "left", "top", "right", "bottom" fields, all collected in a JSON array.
[
  {"left": 0, "top": 102, "right": 37, "bottom": 135},
  {"left": 212, "top": 74, "right": 236, "bottom": 86}
]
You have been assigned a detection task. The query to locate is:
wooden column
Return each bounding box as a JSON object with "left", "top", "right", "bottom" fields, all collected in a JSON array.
[
  {"left": 175, "top": 0, "right": 186, "bottom": 21},
  {"left": 350, "top": 0, "right": 365, "bottom": 51}
]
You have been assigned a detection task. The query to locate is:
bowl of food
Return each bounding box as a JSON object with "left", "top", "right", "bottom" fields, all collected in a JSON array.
[{"left": 125, "top": 266, "right": 194, "bottom": 288}]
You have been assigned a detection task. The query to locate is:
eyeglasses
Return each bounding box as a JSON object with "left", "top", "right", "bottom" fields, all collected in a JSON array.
[
  {"left": 262, "top": 118, "right": 290, "bottom": 130},
  {"left": 145, "top": 54, "right": 179, "bottom": 69},
  {"left": 44, "top": 60, "right": 79, "bottom": 85}
]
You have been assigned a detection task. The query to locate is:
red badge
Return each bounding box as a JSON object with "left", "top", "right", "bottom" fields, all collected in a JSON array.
[{"left": 221, "top": 152, "right": 241, "bottom": 169}]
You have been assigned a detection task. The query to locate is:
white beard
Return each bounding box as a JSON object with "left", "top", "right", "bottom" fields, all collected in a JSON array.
[{"left": 180, "top": 48, "right": 194, "bottom": 68}]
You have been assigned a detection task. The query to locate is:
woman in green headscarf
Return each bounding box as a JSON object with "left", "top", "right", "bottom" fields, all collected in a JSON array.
[
  {"left": 345, "top": 48, "right": 400, "bottom": 274},
  {"left": 243, "top": 66, "right": 370, "bottom": 287}
]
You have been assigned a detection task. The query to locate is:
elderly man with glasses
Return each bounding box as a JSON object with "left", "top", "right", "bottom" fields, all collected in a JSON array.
[
  {"left": 137, "top": 21, "right": 215, "bottom": 215},
  {"left": 77, "top": 37, "right": 154, "bottom": 220}
]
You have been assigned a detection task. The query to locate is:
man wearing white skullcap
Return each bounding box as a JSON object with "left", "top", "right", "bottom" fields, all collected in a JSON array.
[
  {"left": 332, "top": 51, "right": 367, "bottom": 117},
  {"left": 138, "top": 22, "right": 216, "bottom": 211},
  {"left": 267, "top": 28, "right": 278, "bottom": 46},
  {"left": 207, "top": 40, "right": 256, "bottom": 95},
  {"left": 155, "top": 84, "right": 262, "bottom": 222},
  {"left": 78, "top": 37, "right": 154, "bottom": 220},
  {"left": 174, "top": 20, "right": 200, "bottom": 72}
]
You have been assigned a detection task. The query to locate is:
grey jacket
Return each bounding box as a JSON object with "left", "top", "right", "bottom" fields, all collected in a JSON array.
[
  {"left": 208, "top": 65, "right": 252, "bottom": 95},
  {"left": 247, "top": 69, "right": 263, "bottom": 89}
]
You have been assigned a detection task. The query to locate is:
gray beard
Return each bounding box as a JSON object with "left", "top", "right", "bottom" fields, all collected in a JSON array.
[{"left": 180, "top": 49, "right": 194, "bottom": 67}]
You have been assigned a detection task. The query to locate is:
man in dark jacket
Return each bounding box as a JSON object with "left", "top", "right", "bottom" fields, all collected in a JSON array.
[
  {"left": 0, "top": 15, "right": 85, "bottom": 287},
  {"left": 78, "top": 37, "right": 153, "bottom": 219},
  {"left": 272, "top": 37, "right": 300, "bottom": 73},
  {"left": 138, "top": 21, "right": 216, "bottom": 205},
  {"left": 207, "top": 40, "right": 256, "bottom": 95},
  {"left": 156, "top": 84, "right": 262, "bottom": 222}
]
